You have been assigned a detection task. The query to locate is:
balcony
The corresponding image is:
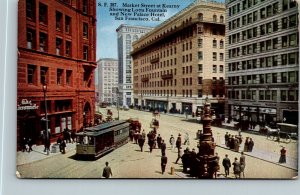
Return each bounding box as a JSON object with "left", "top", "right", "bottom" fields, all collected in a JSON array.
[
  {"left": 161, "top": 74, "right": 173, "bottom": 80},
  {"left": 141, "top": 77, "right": 149, "bottom": 82}
]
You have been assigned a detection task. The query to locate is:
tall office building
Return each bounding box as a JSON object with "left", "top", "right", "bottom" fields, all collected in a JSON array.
[
  {"left": 17, "top": 0, "right": 97, "bottom": 148},
  {"left": 116, "top": 25, "right": 153, "bottom": 107},
  {"left": 131, "top": 0, "right": 225, "bottom": 115},
  {"left": 226, "top": 0, "right": 298, "bottom": 125},
  {"left": 97, "top": 58, "right": 119, "bottom": 104}
]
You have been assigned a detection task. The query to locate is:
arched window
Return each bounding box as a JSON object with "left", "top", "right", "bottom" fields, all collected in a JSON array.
[
  {"left": 220, "top": 15, "right": 224, "bottom": 23},
  {"left": 126, "top": 34, "right": 131, "bottom": 40},
  {"left": 213, "top": 15, "right": 217, "bottom": 22},
  {"left": 198, "top": 13, "right": 203, "bottom": 21}
]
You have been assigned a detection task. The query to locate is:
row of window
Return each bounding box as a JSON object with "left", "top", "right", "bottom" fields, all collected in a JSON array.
[
  {"left": 228, "top": 34, "right": 298, "bottom": 59},
  {"left": 228, "top": 71, "right": 299, "bottom": 85},
  {"left": 141, "top": 61, "right": 177, "bottom": 73},
  {"left": 228, "top": 89, "right": 298, "bottom": 102},
  {"left": 229, "top": 15, "right": 297, "bottom": 44},
  {"left": 140, "top": 89, "right": 224, "bottom": 98},
  {"left": 228, "top": 52, "right": 299, "bottom": 71},
  {"left": 27, "top": 28, "right": 90, "bottom": 60},
  {"left": 27, "top": 64, "right": 72, "bottom": 86},
  {"left": 141, "top": 69, "right": 177, "bottom": 79}
]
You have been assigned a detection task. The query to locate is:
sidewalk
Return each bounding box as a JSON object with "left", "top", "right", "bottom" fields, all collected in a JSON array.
[
  {"left": 17, "top": 142, "right": 76, "bottom": 166},
  {"left": 217, "top": 141, "right": 298, "bottom": 171}
]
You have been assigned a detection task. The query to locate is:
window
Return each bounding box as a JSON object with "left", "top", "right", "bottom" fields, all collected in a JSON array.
[
  {"left": 289, "top": 34, "right": 297, "bottom": 46},
  {"left": 190, "top": 78, "right": 192, "bottom": 85},
  {"left": 273, "top": 2, "right": 279, "bottom": 14},
  {"left": 213, "top": 40, "right": 217, "bottom": 48},
  {"left": 260, "top": 25, "right": 265, "bottom": 35},
  {"left": 56, "top": 11, "right": 62, "bottom": 31},
  {"left": 39, "top": 32, "right": 47, "bottom": 52},
  {"left": 40, "top": 66, "right": 48, "bottom": 84},
  {"left": 65, "top": 41, "right": 71, "bottom": 57},
  {"left": 220, "top": 65, "right": 224, "bottom": 73},
  {"left": 198, "top": 77, "right": 202, "bottom": 84},
  {"left": 266, "top": 40, "right": 272, "bottom": 50},
  {"left": 273, "top": 20, "right": 278, "bottom": 32},
  {"left": 83, "top": 45, "right": 88, "bottom": 60},
  {"left": 281, "top": 72, "right": 287, "bottom": 83},
  {"left": 259, "top": 90, "right": 264, "bottom": 100},
  {"left": 273, "top": 56, "right": 278, "bottom": 66},
  {"left": 289, "top": 15, "right": 297, "bottom": 27},
  {"left": 282, "top": 36, "right": 288, "bottom": 47},
  {"left": 198, "top": 39, "right": 203, "bottom": 48},
  {"left": 198, "top": 64, "right": 203, "bottom": 72},
  {"left": 65, "top": 16, "right": 71, "bottom": 34},
  {"left": 83, "top": 0, "right": 88, "bottom": 14},
  {"left": 281, "top": 90, "right": 287, "bottom": 101},
  {"left": 253, "top": 11, "right": 258, "bottom": 22},
  {"left": 267, "top": 5, "right": 272, "bottom": 17},
  {"left": 198, "top": 13, "right": 203, "bottom": 21},
  {"left": 26, "top": 0, "right": 35, "bottom": 20},
  {"left": 288, "top": 90, "right": 296, "bottom": 101},
  {"left": 27, "top": 28, "right": 35, "bottom": 49},
  {"left": 213, "top": 52, "right": 217, "bottom": 61},
  {"left": 282, "top": 54, "right": 288, "bottom": 65},
  {"left": 289, "top": 71, "right": 296, "bottom": 82},
  {"left": 57, "top": 69, "right": 63, "bottom": 85},
  {"left": 39, "top": 3, "right": 48, "bottom": 24},
  {"left": 213, "top": 65, "right": 217, "bottom": 73},
  {"left": 288, "top": 53, "right": 296, "bottom": 64},
  {"left": 259, "top": 74, "right": 265, "bottom": 83},
  {"left": 283, "top": 0, "right": 288, "bottom": 11},
  {"left": 66, "top": 70, "right": 72, "bottom": 85},
  {"left": 272, "top": 73, "right": 277, "bottom": 83},
  {"left": 266, "top": 22, "right": 272, "bottom": 34},
  {"left": 220, "top": 40, "right": 224, "bottom": 49},
  {"left": 213, "top": 15, "right": 217, "bottom": 22},
  {"left": 242, "top": 15, "right": 246, "bottom": 25},
  {"left": 282, "top": 17, "right": 288, "bottom": 29},
  {"left": 83, "top": 23, "right": 88, "bottom": 38},
  {"left": 220, "top": 53, "right": 224, "bottom": 61},
  {"left": 260, "top": 8, "right": 266, "bottom": 19},
  {"left": 247, "top": 13, "right": 252, "bottom": 24},
  {"left": 220, "top": 16, "right": 224, "bottom": 23},
  {"left": 56, "top": 38, "right": 62, "bottom": 55},
  {"left": 27, "top": 64, "right": 36, "bottom": 84},
  {"left": 198, "top": 52, "right": 203, "bottom": 60},
  {"left": 290, "top": 0, "right": 296, "bottom": 8}
]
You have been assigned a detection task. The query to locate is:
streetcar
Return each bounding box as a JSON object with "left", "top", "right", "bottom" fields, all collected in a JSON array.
[{"left": 75, "top": 120, "right": 130, "bottom": 159}]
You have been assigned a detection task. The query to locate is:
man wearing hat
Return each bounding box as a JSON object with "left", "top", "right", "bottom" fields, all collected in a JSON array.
[
  {"left": 169, "top": 135, "right": 175, "bottom": 151},
  {"left": 176, "top": 134, "right": 182, "bottom": 152}
]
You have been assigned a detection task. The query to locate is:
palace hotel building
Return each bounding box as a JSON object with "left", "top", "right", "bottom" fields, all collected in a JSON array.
[
  {"left": 226, "top": 0, "right": 298, "bottom": 125},
  {"left": 17, "top": 0, "right": 96, "bottom": 147},
  {"left": 131, "top": 0, "right": 226, "bottom": 115}
]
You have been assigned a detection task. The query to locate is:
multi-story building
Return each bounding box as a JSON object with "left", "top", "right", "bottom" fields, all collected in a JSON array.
[
  {"left": 116, "top": 25, "right": 153, "bottom": 107},
  {"left": 226, "top": 0, "right": 298, "bottom": 125},
  {"left": 17, "top": 0, "right": 97, "bottom": 148},
  {"left": 97, "top": 58, "right": 118, "bottom": 104},
  {"left": 131, "top": 0, "right": 225, "bottom": 115}
]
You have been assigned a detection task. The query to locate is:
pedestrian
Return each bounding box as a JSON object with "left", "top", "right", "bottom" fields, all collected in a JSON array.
[
  {"left": 279, "top": 147, "right": 286, "bottom": 163},
  {"left": 232, "top": 157, "right": 241, "bottom": 179},
  {"left": 27, "top": 138, "right": 33, "bottom": 152},
  {"left": 224, "top": 132, "right": 229, "bottom": 147},
  {"left": 21, "top": 137, "right": 27, "bottom": 152},
  {"left": 156, "top": 134, "right": 162, "bottom": 149},
  {"left": 138, "top": 135, "right": 145, "bottom": 152},
  {"left": 161, "top": 154, "right": 168, "bottom": 174},
  {"left": 60, "top": 140, "right": 66, "bottom": 154},
  {"left": 175, "top": 146, "right": 183, "bottom": 164},
  {"left": 214, "top": 153, "right": 220, "bottom": 178},
  {"left": 161, "top": 140, "right": 166, "bottom": 156},
  {"left": 240, "top": 152, "right": 246, "bottom": 178},
  {"left": 248, "top": 138, "right": 254, "bottom": 152},
  {"left": 184, "top": 132, "right": 190, "bottom": 145},
  {"left": 222, "top": 154, "right": 231, "bottom": 177},
  {"left": 181, "top": 148, "right": 190, "bottom": 172},
  {"left": 102, "top": 162, "right": 113, "bottom": 178},
  {"left": 176, "top": 134, "right": 182, "bottom": 152},
  {"left": 244, "top": 137, "right": 249, "bottom": 152},
  {"left": 169, "top": 135, "right": 175, "bottom": 151}
]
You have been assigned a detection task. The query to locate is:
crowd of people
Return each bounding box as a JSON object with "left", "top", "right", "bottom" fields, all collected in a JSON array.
[{"left": 224, "top": 132, "right": 254, "bottom": 152}]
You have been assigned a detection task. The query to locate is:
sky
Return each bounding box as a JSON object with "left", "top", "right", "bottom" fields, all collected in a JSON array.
[{"left": 96, "top": 0, "right": 225, "bottom": 60}]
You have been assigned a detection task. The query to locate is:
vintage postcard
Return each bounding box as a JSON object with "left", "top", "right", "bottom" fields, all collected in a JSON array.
[{"left": 16, "top": 0, "right": 298, "bottom": 179}]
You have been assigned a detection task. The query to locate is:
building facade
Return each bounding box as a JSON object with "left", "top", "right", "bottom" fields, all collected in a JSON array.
[
  {"left": 226, "top": 0, "right": 298, "bottom": 125},
  {"left": 17, "top": 0, "right": 97, "bottom": 148},
  {"left": 116, "top": 25, "right": 153, "bottom": 107},
  {"left": 96, "top": 58, "right": 118, "bottom": 104},
  {"left": 131, "top": 0, "right": 226, "bottom": 115}
]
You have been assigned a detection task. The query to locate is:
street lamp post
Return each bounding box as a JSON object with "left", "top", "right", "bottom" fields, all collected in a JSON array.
[
  {"left": 42, "top": 84, "right": 49, "bottom": 155},
  {"left": 116, "top": 88, "right": 120, "bottom": 120}
]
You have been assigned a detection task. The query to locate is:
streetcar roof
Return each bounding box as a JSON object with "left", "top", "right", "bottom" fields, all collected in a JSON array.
[
  {"left": 277, "top": 123, "right": 298, "bottom": 128},
  {"left": 76, "top": 120, "right": 129, "bottom": 136}
]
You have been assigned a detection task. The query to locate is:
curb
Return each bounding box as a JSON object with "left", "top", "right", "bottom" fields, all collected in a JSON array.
[{"left": 216, "top": 144, "right": 298, "bottom": 171}]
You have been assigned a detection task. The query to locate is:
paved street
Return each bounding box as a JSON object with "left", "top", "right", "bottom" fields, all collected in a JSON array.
[{"left": 17, "top": 107, "right": 298, "bottom": 179}]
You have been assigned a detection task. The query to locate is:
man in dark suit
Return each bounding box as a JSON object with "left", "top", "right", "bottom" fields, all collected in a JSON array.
[
  {"left": 161, "top": 154, "right": 168, "bottom": 174},
  {"left": 240, "top": 152, "right": 246, "bottom": 178},
  {"left": 222, "top": 154, "right": 231, "bottom": 177},
  {"left": 102, "top": 162, "right": 113, "bottom": 178},
  {"left": 161, "top": 140, "right": 166, "bottom": 156}
]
